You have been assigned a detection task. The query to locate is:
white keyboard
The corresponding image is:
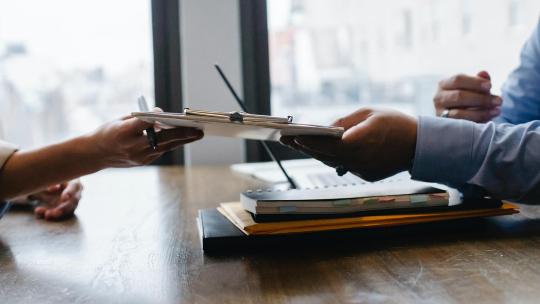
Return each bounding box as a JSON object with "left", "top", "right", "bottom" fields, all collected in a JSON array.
[{"left": 231, "top": 158, "right": 410, "bottom": 189}]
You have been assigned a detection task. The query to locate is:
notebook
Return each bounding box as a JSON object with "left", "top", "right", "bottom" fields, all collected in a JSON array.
[
  {"left": 241, "top": 181, "right": 450, "bottom": 216},
  {"left": 132, "top": 109, "right": 344, "bottom": 141}
]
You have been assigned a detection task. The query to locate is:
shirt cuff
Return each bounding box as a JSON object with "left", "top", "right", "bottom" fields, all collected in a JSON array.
[
  {"left": 411, "top": 116, "right": 476, "bottom": 186},
  {"left": 0, "top": 140, "right": 18, "bottom": 170}
]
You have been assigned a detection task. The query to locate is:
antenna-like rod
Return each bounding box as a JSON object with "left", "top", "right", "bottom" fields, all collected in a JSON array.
[{"left": 214, "top": 64, "right": 298, "bottom": 189}]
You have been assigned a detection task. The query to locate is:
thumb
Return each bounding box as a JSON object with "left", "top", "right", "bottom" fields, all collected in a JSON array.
[
  {"left": 123, "top": 116, "right": 154, "bottom": 134},
  {"left": 123, "top": 108, "right": 164, "bottom": 133},
  {"left": 341, "top": 118, "right": 371, "bottom": 145}
]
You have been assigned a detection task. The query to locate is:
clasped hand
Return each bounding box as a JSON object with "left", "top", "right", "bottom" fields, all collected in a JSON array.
[
  {"left": 281, "top": 108, "right": 418, "bottom": 182},
  {"left": 434, "top": 71, "right": 502, "bottom": 122}
]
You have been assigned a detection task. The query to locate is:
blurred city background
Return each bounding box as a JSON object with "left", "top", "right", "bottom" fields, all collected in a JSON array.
[
  {"left": 0, "top": 0, "right": 539, "bottom": 148},
  {"left": 0, "top": 0, "right": 153, "bottom": 148},
  {"left": 268, "top": 0, "right": 540, "bottom": 124}
]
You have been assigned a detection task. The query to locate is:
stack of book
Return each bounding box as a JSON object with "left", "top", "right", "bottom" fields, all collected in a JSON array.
[{"left": 200, "top": 180, "right": 518, "bottom": 239}]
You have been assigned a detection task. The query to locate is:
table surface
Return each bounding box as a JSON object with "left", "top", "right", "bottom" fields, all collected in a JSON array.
[{"left": 1, "top": 166, "right": 540, "bottom": 304}]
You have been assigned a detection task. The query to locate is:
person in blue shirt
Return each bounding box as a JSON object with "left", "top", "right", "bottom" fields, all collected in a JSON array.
[{"left": 282, "top": 18, "right": 540, "bottom": 203}]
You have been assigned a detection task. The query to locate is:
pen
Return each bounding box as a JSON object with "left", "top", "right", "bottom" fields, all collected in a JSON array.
[
  {"left": 137, "top": 96, "right": 158, "bottom": 150},
  {"left": 214, "top": 64, "right": 299, "bottom": 189}
]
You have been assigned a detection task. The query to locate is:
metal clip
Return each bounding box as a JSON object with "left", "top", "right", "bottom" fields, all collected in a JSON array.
[{"left": 229, "top": 111, "right": 244, "bottom": 123}]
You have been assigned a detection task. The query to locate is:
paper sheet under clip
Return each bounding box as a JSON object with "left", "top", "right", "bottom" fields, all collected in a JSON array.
[{"left": 184, "top": 108, "right": 293, "bottom": 124}]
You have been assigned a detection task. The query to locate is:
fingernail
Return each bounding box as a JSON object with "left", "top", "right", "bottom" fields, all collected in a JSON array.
[
  {"left": 481, "top": 82, "right": 491, "bottom": 90},
  {"left": 492, "top": 97, "right": 502, "bottom": 106},
  {"left": 489, "top": 108, "right": 500, "bottom": 116}
]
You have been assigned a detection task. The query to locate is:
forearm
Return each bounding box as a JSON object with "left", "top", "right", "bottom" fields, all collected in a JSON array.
[
  {"left": 0, "top": 135, "right": 105, "bottom": 200},
  {"left": 411, "top": 116, "right": 540, "bottom": 203}
]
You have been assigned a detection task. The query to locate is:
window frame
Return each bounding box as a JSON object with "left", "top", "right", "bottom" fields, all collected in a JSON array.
[
  {"left": 240, "top": 0, "right": 306, "bottom": 162},
  {"left": 151, "top": 0, "right": 184, "bottom": 165}
]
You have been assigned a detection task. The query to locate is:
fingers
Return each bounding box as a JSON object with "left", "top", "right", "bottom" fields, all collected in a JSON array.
[
  {"left": 140, "top": 137, "right": 205, "bottom": 164},
  {"left": 34, "top": 198, "right": 78, "bottom": 221},
  {"left": 155, "top": 127, "right": 203, "bottom": 143},
  {"left": 133, "top": 128, "right": 203, "bottom": 153},
  {"left": 141, "top": 128, "right": 203, "bottom": 154},
  {"left": 331, "top": 108, "right": 373, "bottom": 129},
  {"left": 36, "top": 201, "right": 78, "bottom": 221},
  {"left": 35, "top": 180, "right": 82, "bottom": 221},
  {"left": 281, "top": 135, "right": 340, "bottom": 165},
  {"left": 46, "top": 183, "right": 66, "bottom": 193},
  {"left": 284, "top": 135, "right": 370, "bottom": 174},
  {"left": 280, "top": 136, "right": 304, "bottom": 151},
  {"left": 110, "top": 127, "right": 203, "bottom": 167},
  {"left": 35, "top": 195, "right": 79, "bottom": 221},
  {"left": 435, "top": 72, "right": 502, "bottom": 122},
  {"left": 280, "top": 136, "right": 341, "bottom": 168},
  {"left": 444, "top": 108, "right": 501, "bottom": 123},
  {"left": 438, "top": 74, "right": 492, "bottom": 93},
  {"left": 155, "top": 137, "right": 203, "bottom": 153},
  {"left": 280, "top": 136, "right": 296, "bottom": 147},
  {"left": 293, "top": 136, "right": 342, "bottom": 158},
  {"left": 435, "top": 90, "right": 502, "bottom": 109},
  {"left": 34, "top": 206, "right": 47, "bottom": 219},
  {"left": 123, "top": 116, "right": 155, "bottom": 133}
]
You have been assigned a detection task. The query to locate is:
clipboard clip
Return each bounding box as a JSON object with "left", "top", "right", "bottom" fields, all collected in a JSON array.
[
  {"left": 184, "top": 108, "right": 293, "bottom": 124},
  {"left": 229, "top": 111, "right": 244, "bottom": 123}
]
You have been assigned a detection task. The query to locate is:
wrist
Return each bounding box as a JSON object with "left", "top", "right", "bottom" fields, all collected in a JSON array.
[{"left": 76, "top": 134, "right": 109, "bottom": 172}]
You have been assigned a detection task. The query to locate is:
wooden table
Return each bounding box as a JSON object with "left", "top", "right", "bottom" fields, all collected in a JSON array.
[{"left": 1, "top": 166, "right": 540, "bottom": 303}]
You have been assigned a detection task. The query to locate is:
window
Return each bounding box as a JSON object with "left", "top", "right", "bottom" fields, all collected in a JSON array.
[
  {"left": 0, "top": 0, "right": 154, "bottom": 148},
  {"left": 266, "top": 0, "right": 540, "bottom": 125}
]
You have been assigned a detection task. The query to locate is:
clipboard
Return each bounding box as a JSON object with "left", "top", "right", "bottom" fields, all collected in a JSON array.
[{"left": 132, "top": 109, "right": 344, "bottom": 141}]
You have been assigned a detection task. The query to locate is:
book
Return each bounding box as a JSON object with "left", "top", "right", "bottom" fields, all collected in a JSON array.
[
  {"left": 218, "top": 201, "right": 519, "bottom": 235},
  {"left": 241, "top": 181, "right": 450, "bottom": 216}
]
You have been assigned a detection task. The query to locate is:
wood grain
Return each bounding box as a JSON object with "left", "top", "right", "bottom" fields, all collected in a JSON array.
[{"left": 1, "top": 166, "right": 540, "bottom": 303}]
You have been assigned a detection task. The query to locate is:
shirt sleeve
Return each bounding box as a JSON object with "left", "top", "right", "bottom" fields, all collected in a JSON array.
[
  {"left": 0, "top": 140, "right": 17, "bottom": 170},
  {"left": 498, "top": 18, "right": 540, "bottom": 124},
  {"left": 0, "top": 141, "right": 28, "bottom": 204},
  {"left": 411, "top": 116, "right": 540, "bottom": 204}
]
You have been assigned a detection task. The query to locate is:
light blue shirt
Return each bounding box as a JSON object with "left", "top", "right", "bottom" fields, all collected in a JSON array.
[{"left": 411, "top": 18, "right": 540, "bottom": 203}]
